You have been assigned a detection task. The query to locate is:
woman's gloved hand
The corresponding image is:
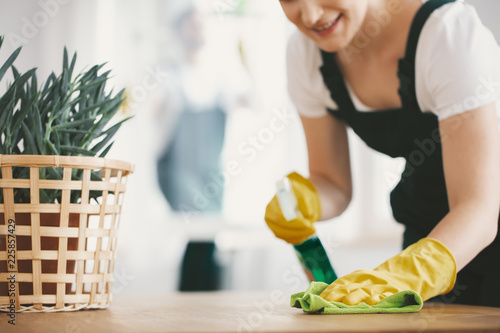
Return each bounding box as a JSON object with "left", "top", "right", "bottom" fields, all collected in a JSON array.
[
  {"left": 319, "top": 238, "right": 457, "bottom": 305},
  {"left": 264, "top": 172, "right": 321, "bottom": 244}
]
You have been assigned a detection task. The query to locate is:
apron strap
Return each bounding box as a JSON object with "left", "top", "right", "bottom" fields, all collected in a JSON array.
[
  {"left": 319, "top": 0, "right": 457, "bottom": 115},
  {"left": 398, "top": 0, "right": 457, "bottom": 111},
  {"left": 319, "top": 51, "right": 357, "bottom": 113}
]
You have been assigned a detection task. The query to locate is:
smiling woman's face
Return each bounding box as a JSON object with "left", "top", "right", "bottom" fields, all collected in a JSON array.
[{"left": 279, "top": 0, "right": 370, "bottom": 52}]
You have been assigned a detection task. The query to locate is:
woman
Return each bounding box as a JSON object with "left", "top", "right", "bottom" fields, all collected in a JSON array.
[{"left": 265, "top": 0, "right": 500, "bottom": 307}]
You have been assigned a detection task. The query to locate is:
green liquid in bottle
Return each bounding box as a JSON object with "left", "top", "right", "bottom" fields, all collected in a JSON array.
[{"left": 293, "top": 235, "right": 337, "bottom": 284}]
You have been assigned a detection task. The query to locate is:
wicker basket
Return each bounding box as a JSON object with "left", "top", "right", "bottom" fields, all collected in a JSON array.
[{"left": 0, "top": 155, "right": 134, "bottom": 312}]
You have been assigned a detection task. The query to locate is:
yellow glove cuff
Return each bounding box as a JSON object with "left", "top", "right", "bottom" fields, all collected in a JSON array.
[
  {"left": 419, "top": 237, "right": 457, "bottom": 296},
  {"left": 375, "top": 237, "right": 457, "bottom": 301}
]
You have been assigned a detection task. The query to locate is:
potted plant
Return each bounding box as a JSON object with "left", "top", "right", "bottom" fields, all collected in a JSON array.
[{"left": 0, "top": 35, "right": 134, "bottom": 312}]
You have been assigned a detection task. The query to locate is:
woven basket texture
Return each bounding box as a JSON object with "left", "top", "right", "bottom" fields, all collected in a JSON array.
[{"left": 0, "top": 155, "right": 133, "bottom": 312}]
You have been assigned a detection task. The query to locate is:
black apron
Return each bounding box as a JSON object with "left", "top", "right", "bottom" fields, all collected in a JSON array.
[
  {"left": 319, "top": 0, "right": 500, "bottom": 306},
  {"left": 157, "top": 106, "right": 226, "bottom": 213}
]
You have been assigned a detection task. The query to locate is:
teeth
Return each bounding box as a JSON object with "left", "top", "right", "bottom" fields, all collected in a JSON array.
[
  {"left": 316, "top": 22, "right": 334, "bottom": 31},
  {"left": 314, "top": 15, "right": 341, "bottom": 32}
]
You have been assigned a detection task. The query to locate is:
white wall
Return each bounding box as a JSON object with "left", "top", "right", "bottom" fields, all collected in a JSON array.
[{"left": 467, "top": 0, "right": 500, "bottom": 41}]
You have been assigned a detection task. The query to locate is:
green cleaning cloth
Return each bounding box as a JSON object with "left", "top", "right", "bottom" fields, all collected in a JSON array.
[{"left": 290, "top": 282, "right": 423, "bottom": 314}]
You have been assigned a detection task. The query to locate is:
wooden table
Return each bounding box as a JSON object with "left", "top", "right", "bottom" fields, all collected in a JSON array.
[{"left": 1, "top": 291, "right": 500, "bottom": 333}]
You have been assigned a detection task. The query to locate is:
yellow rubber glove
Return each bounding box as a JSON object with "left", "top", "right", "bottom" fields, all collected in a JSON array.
[
  {"left": 264, "top": 172, "right": 321, "bottom": 244},
  {"left": 319, "top": 238, "right": 457, "bottom": 305}
]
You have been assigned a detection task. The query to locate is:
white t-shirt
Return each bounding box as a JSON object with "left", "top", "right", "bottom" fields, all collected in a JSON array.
[{"left": 287, "top": 0, "right": 500, "bottom": 121}]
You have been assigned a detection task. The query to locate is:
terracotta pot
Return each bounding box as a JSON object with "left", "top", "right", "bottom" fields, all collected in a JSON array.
[{"left": 0, "top": 212, "right": 79, "bottom": 297}]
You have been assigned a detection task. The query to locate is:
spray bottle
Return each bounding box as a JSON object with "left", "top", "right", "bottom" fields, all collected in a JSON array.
[{"left": 276, "top": 177, "right": 337, "bottom": 284}]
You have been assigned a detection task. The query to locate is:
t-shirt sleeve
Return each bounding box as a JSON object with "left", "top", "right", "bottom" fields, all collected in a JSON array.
[
  {"left": 416, "top": 2, "right": 500, "bottom": 120},
  {"left": 286, "top": 31, "right": 331, "bottom": 118}
]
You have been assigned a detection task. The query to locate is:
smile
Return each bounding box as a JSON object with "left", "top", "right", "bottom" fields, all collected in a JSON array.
[{"left": 311, "top": 14, "right": 343, "bottom": 36}]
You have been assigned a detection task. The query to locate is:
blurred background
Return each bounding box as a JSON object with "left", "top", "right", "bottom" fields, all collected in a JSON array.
[{"left": 0, "top": 0, "right": 499, "bottom": 295}]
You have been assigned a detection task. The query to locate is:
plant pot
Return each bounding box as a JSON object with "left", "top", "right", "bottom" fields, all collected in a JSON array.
[
  {"left": 0, "top": 155, "right": 134, "bottom": 312},
  {"left": 0, "top": 212, "right": 79, "bottom": 296}
]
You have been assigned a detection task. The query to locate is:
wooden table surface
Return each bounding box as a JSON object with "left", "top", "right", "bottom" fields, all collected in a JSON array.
[{"left": 1, "top": 291, "right": 500, "bottom": 333}]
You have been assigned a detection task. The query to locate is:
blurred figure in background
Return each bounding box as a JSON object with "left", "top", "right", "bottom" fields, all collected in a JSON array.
[{"left": 154, "top": 1, "right": 251, "bottom": 291}]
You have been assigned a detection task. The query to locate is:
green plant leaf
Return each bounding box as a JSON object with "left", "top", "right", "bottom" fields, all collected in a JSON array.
[
  {"left": 63, "top": 47, "right": 68, "bottom": 72},
  {"left": 60, "top": 145, "right": 95, "bottom": 156},
  {"left": 39, "top": 189, "right": 52, "bottom": 203},
  {"left": 0, "top": 46, "right": 21, "bottom": 82},
  {"left": 68, "top": 52, "right": 77, "bottom": 79},
  {"left": 30, "top": 72, "right": 38, "bottom": 97},
  {"left": 61, "top": 68, "right": 69, "bottom": 95},
  {"left": 46, "top": 167, "right": 63, "bottom": 180},
  {"left": 32, "top": 104, "right": 45, "bottom": 154},
  {"left": 89, "top": 117, "right": 128, "bottom": 154},
  {"left": 53, "top": 128, "right": 61, "bottom": 153},
  {"left": 21, "top": 122, "right": 38, "bottom": 154},
  {"left": 58, "top": 129, "right": 90, "bottom": 135},
  {"left": 0, "top": 88, "right": 17, "bottom": 135},
  {"left": 74, "top": 76, "right": 108, "bottom": 92},
  {"left": 77, "top": 95, "right": 121, "bottom": 115},
  {"left": 12, "top": 93, "right": 37, "bottom": 131},
  {"left": 11, "top": 65, "right": 20, "bottom": 79},
  {"left": 52, "top": 118, "right": 95, "bottom": 129},
  {"left": 45, "top": 138, "right": 60, "bottom": 155},
  {"left": 42, "top": 73, "right": 55, "bottom": 93},
  {"left": 98, "top": 141, "right": 114, "bottom": 157}
]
